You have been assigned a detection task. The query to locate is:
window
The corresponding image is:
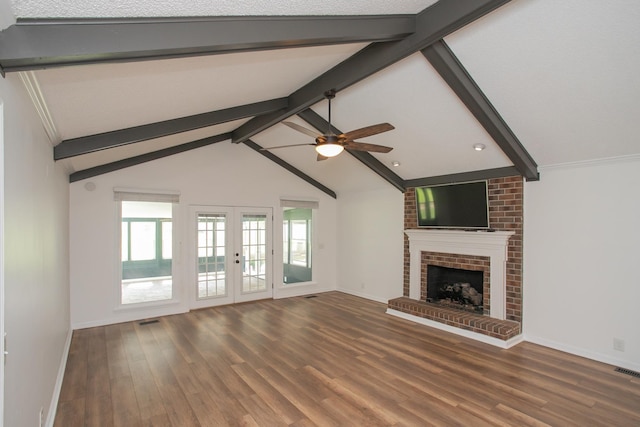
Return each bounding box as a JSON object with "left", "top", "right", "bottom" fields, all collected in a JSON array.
[
  {"left": 281, "top": 200, "right": 317, "bottom": 284},
  {"left": 286, "top": 216, "right": 310, "bottom": 267},
  {"left": 115, "top": 189, "right": 179, "bottom": 305}
]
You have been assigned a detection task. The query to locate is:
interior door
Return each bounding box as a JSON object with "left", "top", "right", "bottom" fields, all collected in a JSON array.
[{"left": 190, "top": 206, "right": 272, "bottom": 308}]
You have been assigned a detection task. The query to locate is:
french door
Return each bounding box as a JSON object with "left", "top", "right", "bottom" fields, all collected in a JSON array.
[{"left": 190, "top": 206, "right": 272, "bottom": 308}]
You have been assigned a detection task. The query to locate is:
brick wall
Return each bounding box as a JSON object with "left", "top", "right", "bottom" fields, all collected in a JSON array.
[{"left": 403, "top": 177, "right": 523, "bottom": 323}]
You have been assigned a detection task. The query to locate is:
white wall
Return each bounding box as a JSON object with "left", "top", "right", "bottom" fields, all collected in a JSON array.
[
  {"left": 336, "top": 187, "right": 404, "bottom": 302},
  {"left": 1, "top": 72, "right": 71, "bottom": 426},
  {"left": 524, "top": 156, "right": 640, "bottom": 371},
  {"left": 69, "top": 141, "right": 337, "bottom": 328}
]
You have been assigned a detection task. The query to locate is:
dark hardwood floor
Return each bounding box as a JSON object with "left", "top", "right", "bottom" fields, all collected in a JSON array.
[{"left": 54, "top": 291, "right": 640, "bottom": 426}]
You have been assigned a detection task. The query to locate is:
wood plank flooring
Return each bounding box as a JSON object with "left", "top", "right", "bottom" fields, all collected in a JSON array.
[{"left": 54, "top": 292, "right": 640, "bottom": 426}]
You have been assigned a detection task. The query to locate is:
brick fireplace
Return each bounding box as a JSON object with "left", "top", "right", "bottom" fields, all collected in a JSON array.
[{"left": 387, "top": 177, "right": 524, "bottom": 347}]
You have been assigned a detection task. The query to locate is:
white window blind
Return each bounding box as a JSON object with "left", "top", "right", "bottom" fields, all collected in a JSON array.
[
  {"left": 114, "top": 188, "right": 180, "bottom": 203},
  {"left": 280, "top": 199, "right": 319, "bottom": 209}
]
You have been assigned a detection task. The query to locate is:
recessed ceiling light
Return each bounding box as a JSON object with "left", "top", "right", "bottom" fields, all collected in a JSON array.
[
  {"left": 473, "top": 143, "right": 486, "bottom": 151},
  {"left": 391, "top": 161, "right": 401, "bottom": 167}
]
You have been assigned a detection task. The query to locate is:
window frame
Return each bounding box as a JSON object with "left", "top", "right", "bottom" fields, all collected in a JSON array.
[
  {"left": 280, "top": 200, "right": 317, "bottom": 286},
  {"left": 114, "top": 189, "right": 180, "bottom": 309}
]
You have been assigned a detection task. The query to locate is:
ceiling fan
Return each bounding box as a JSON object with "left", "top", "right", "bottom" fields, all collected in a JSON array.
[{"left": 262, "top": 89, "right": 395, "bottom": 160}]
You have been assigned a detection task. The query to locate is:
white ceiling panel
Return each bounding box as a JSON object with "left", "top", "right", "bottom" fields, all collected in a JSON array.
[
  {"left": 67, "top": 119, "right": 245, "bottom": 172},
  {"left": 446, "top": 0, "right": 640, "bottom": 167},
  {"left": 34, "top": 43, "right": 365, "bottom": 140},
  {"left": 325, "top": 53, "right": 513, "bottom": 179}
]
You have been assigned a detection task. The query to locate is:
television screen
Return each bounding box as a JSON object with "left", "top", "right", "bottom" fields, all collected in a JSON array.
[{"left": 415, "top": 181, "right": 489, "bottom": 228}]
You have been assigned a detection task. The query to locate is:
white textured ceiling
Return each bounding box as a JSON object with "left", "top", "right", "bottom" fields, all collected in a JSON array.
[
  {"left": 8, "top": 0, "right": 640, "bottom": 195},
  {"left": 34, "top": 43, "right": 366, "bottom": 140},
  {"left": 446, "top": 0, "right": 640, "bottom": 166},
  {"left": 12, "top": 0, "right": 438, "bottom": 18}
]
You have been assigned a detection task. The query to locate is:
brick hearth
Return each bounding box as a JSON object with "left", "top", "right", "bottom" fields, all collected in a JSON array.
[{"left": 388, "top": 297, "right": 520, "bottom": 341}]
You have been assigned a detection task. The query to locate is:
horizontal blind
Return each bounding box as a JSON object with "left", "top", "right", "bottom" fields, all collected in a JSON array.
[
  {"left": 280, "top": 199, "right": 319, "bottom": 209},
  {"left": 113, "top": 187, "right": 180, "bottom": 203}
]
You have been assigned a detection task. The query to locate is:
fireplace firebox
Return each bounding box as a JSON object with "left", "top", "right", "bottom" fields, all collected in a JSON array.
[{"left": 426, "top": 265, "right": 484, "bottom": 312}]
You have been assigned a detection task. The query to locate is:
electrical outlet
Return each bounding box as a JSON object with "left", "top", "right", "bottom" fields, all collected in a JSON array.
[{"left": 613, "top": 338, "right": 625, "bottom": 352}]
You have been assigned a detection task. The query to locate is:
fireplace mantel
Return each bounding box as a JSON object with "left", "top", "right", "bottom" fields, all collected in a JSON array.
[{"left": 404, "top": 229, "right": 514, "bottom": 320}]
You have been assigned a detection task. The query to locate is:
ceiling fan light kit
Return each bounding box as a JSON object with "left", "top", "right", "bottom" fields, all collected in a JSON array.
[
  {"left": 263, "top": 89, "right": 395, "bottom": 160},
  {"left": 316, "top": 143, "right": 344, "bottom": 157}
]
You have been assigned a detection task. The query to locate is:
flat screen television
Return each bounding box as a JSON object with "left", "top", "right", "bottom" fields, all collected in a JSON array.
[{"left": 415, "top": 180, "right": 489, "bottom": 229}]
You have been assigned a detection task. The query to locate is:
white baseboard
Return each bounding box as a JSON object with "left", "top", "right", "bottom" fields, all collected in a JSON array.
[
  {"left": 336, "top": 287, "right": 396, "bottom": 304},
  {"left": 524, "top": 334, "right": 640, "bottom": 373},
  {"left": 274, "top": 283, "right": 332, "bottom": 299},
  {"left": 45, "top": 327, "right": 73, "bottom": 427},
  {"left": 72, "top": 305, "right": 188, "bottom": 330},
  {"left": 386, "top": 308, "right": 524, "bottom": 349}
]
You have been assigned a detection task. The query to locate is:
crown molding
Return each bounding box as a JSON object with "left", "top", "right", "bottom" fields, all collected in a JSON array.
[{"left": 18, "top": 71, "right": 60, "bottom": 145}]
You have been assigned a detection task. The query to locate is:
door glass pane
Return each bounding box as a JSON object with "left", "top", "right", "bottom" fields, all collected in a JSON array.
[
  {"left": 197, "top": 213, "right": 227, "bottom": 299},
  {"left": 242, "top": 214, "right": 267, "bottom": 293},
  {"left": 121, "top": 201, "right": 173, "bottom": 304}
]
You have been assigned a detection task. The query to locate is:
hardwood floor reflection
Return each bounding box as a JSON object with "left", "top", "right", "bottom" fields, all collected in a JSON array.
[{"left": 55, "top": 292, "right": 640, "bottom": 426}]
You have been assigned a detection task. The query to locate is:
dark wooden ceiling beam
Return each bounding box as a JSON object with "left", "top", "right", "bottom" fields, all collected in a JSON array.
[
  {"left": 297, "top": 108, "right": 405, "bottom": 192},
  {"left": 0, "top": 15, "right": 415, "bottom": 73},
  {"left": 71, "top": 131, "right": 337, "bottom": 198},
  {"left": 421, "top": 40, "right": 539, "bottom": 181},
  {"left": 242, "top": 140, "right": 336, "bottom": 199},
  {"left": 69, "top": 132, "right": 232, "bottom": 182},
  {"left": 55, "top": 98, "right": 287, "bottom": 160},
  {"left": 405, "top": 166, "right": 520, "bottom": 188},
  {"left": 232, "top": 0, "right": 511, "bottom": 144}
]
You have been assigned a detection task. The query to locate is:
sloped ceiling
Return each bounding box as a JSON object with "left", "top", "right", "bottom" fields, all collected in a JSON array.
[{"left": 2, "top": 0, "right": 639, "bottom": 197}]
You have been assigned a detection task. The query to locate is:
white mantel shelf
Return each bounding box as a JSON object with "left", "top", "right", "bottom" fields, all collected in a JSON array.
[{"left": 404, "top": 229, "right": 514, "bottom": 320}]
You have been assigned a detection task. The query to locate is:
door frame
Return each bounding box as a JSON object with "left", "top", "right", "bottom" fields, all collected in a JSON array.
[
  {"left": 233, "top": 206, "right": 273, "bottom": 304},
  {"left": 188, "top": 205, "right": 273, "bottom": 309},
  {"left": 0, "top": 98, "right": 7, "bottom": 427},
  {"left": 0, "top": 98, "right": 5, "bottom": 426}
]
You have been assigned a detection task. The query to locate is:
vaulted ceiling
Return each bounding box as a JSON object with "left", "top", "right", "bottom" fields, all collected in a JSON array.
[{"left": 1, "top": 0, "right": 639, "bottom": 197}]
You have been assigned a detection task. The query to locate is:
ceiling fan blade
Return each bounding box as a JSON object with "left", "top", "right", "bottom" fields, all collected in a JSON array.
[
  {"left": 344, "top": 141, "right": 393, "bottom": 153},
  {"left": 341, "top": 123, "right": 394, "bottom": 140},
  {"left": 317, "top": 153, "right": 328, "bottom": 161},
  {"left": 281, "top": 121, "right": 320, "bottom": 138},
  {"left": 260, "top": 143, "right": 315, "bottom": 150}
]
